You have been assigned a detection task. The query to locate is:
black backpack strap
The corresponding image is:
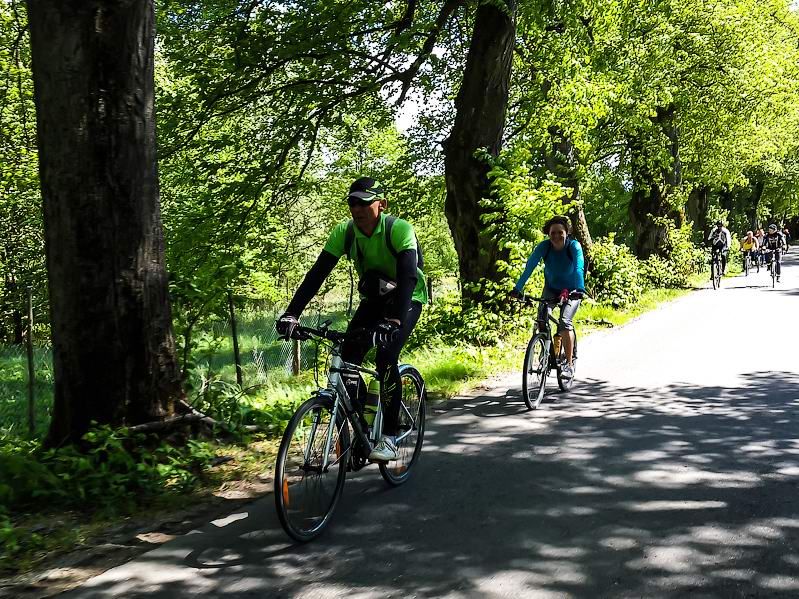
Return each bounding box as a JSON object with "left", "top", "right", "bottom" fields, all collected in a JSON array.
[
  {"left": 385, "top": 215, "right": 424, "bottom": 271},
  {"left": 344, "top": 220, "right": 354, "bottom": 261},
  {"left": 542, "top": 239, "right": 553, "bottom": 263},
  {"left": 343, "top": 220, "right": 365, "bottom": 264},
  {"left": 384, "top": 215, "right": 398, "bottom": 258}
]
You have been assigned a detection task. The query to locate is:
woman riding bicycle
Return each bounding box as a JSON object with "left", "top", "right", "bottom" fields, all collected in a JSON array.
[
  {"left": 741, "top": 230, "right": 758, "bottom": 264},
  {"left": 510, "top": 215, "right": 585, "bottom": 378}
]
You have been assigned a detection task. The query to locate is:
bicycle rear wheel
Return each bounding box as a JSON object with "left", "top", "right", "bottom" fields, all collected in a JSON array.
[
  {"left": 274, "top": 396, "right": 349, "bottom": 542},
  {"left": 557, "top": 334, "right": 577, "bottom": 392},
  {"left": 379, "top": 365, "right": 426, "bottom": 486},
  {"left": 522, "top": 333, "right": 548, "bottom": 410}
]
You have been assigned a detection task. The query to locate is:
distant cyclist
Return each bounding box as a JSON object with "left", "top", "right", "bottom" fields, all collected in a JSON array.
[
  {"left": 762, "top": 223, "right": 787, "bottom": 281},
  {"left": 740, "top": 231, "right": 758, "bottom": 264},
  {"left": 276, "top": 177, "right": 428, "bottom": 461},
  {"left": 755, "top": 228, "right": 766, "bottom": 265},
  {"left": 707, "top": 220, "right": 732, "bottom": 275},
  {"left": 510, "top": 215, "right": 585, "bottom": 379},
  {"left": 784, "top": 227, "right": 791, "bottom": 253}
]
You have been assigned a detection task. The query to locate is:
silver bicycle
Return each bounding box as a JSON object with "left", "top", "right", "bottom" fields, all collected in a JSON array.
[{"left": 274, "top": 322, "right": 426, "bottom": 542}]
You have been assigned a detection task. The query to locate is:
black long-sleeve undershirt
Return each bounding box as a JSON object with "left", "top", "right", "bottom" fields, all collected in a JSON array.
[
  {"left": 386, "top": 249, "right": 418, "bottom": 324},
  {"left": 284, "top": 250, "right": 339, "bottom": 317}
]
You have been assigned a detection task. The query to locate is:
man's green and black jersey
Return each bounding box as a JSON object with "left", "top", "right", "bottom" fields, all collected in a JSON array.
[{"left": 285, "top": 213, "right": 426, "bottom": 324}]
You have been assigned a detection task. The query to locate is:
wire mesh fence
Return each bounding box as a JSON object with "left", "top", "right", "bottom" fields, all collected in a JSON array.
[
  {"left": 196, "top": 300, "right": 351, "bottom": 386},
  {"left": 0, "top": 343, "right": 53, "bottom": 436},
  {"left": 0, "top": 298, "right": 352, "bottom": 435}
]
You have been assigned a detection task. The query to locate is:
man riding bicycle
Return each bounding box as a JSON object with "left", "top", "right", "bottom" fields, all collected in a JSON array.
[
  {"left": 762, "top": 223, "right": 787, "bottom": 281},
  {"left": 276, "top": 177, "right": 428, "bottom": 461},
  {"left": 707, "top": 220, "right": 732, "bottom": 276},
  {"left": 510, "top": 215, "right": 585, "bottom": 379}
]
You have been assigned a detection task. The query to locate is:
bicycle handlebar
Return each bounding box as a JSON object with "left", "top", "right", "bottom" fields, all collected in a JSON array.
[
  {"left": 283, "top": 323, "right": 374, "bottom": 345},
  {"left": 515, "top": 291, "right": 584, "bottom": 306}
]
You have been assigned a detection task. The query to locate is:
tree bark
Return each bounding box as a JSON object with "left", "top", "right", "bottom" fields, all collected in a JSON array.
[
  {"left": 26, "top": 0, "right": 182, "bottom": 445},
  {"left": 544, "top": 126, "right": 593, "bottom": 259},
  {"left": 442, "top": 0, "right": 516, "bottom": 302},
  {"left": 748, "top": 180, "right": 764, "bottom": 231},
  {"left": 685, "top": 185, "right": 710, "bottom": 237},
  {"left": 628, "top": 105, "right": 682, "bottom": 259}
]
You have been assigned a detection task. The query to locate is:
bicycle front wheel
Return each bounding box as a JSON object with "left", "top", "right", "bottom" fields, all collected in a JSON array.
[
  {"left": 522, "top": 333, "right": 548, "bottom": 410},
  {"left": 744, "top": 254, "right": 750, "bottom": 276},
  {"left": 557, "top": 334, "right": 577, "bottom": 392},
  {"left": 712, "top": 259, "right": 720, "bottom": 289},
  {"left": 274, "top": 396, "right": 349, "bottom": 542},
  {"left": 379, "top": 365, "right": 426, "bottom": 486}
]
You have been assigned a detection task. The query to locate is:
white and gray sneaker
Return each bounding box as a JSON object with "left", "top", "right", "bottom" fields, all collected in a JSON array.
[
  {"left": 560, "top": 363, "right": 574, "bottom": 379},
  {"left": 369, "top": 436, "right": 398, "bottom": 461}
]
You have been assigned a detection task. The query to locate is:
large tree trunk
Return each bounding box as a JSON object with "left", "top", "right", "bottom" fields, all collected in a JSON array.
[
  {"left": 747, "top": 180, "right": 764, "bottom": 231},
  {"left": 685, "top": 185, "right": 710, "bottom": 236},
  {"left": 27, "top": 0, "right": 182, "bottom": 445},
  {"left": 443, "top": 0, "right": 516, "bottom": 302},
  {"left": 544, "top": 126, "right": 593, "bottom": 259},
  {"left": 629, "top": 105, "right": 682, "bottom": 259}
]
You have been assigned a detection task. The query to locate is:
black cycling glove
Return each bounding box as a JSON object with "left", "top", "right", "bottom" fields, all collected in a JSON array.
[
  {"left": 276, "top": 314, "right": 299, "bottom": 340},
  {"left": 374, "top": 320, "right": 400, "bottom": 346}
]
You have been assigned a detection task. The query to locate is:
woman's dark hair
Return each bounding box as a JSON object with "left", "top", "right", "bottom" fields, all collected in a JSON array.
[{"left": 543, "top": 215, "right": 572, "bottom": 235}]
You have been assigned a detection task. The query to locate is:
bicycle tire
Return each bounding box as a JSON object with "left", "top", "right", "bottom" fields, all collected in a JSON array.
[
  {"left": 557, "top": 334, "right": 577, "bottom": 392},
  {"left": 522, "top": 333, "right": 548, "bottom": 410},
  {"left": 275, "top": 395, "right": 349, "bottom": 542},
  {"left": 744, "top": 254, "right": 750, "bottom": 276},
  {"left": 711, "top": 259, "right": 719, "bottom": 289},
  {"left": 379, "top": 365, "right": 426, "bottom": 486}
]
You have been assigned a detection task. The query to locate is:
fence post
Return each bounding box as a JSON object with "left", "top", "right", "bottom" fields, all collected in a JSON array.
[
  {"left": 228, "top": 290, "right": 243, "bottom": 387},
  {"left": 292, "top": 338, "right": 301, "bottom": 375},
  {"left": 26, "top": 287, "right": 35, "bottom": 435}
]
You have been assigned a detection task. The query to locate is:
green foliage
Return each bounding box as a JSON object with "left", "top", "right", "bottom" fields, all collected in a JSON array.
[
  {"left": 585, "top": 235, "right": 644, "bottom": 307},
  {"left": 0, "top": 425, "right": 217, "bottom": 513},
  {"left": 0, "top": 2, "right": 47, "bottom": 344},
  {"left": 639, "top": 218, "right": 706, "bottom": 288}
]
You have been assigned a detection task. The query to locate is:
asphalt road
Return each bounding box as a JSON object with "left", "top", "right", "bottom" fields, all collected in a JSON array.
[{"left": 66, "top": 251, "right": 799, "bottom": 598}]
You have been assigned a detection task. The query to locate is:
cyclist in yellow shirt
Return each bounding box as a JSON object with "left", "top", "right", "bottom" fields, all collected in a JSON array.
[{"left": 740, "top": 231, "right": 758, "bottom": 272}]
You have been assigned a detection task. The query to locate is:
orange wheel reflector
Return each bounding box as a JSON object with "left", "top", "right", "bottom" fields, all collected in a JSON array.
[
  {"left": 336, "top": 439, "right": 342, "bottom": 458},
  {"left": 282, "top": 479, "right": 290, "bottom": 508},
  {"left": 394, "top": 465, "right": 408, "bottom": 474}
]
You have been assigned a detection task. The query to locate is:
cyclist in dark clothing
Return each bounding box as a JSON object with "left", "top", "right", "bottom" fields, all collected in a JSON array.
[
  {"left": 276, "top": 177, "right": 427, "bottom": 461},
  {"left": 762, "top": 223, "right": 787, "bottom": 281},
  {"left": 707, "top": 221, "right": 732, "bottom": 276}
]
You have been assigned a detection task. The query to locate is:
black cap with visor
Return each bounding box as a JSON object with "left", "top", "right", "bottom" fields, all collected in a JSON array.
[{"left": 347, "top": 177, "right": 385, "bottom": 205}]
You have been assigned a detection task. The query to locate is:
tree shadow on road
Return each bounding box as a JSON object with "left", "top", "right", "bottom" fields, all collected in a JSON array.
[{"left": 67, "top": 371, "right": 799, "bottom": 598}]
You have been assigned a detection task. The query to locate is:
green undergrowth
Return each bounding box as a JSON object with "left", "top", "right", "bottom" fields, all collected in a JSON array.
[{"left": 0, "top": 426, "right": 278, "bottom": 576}]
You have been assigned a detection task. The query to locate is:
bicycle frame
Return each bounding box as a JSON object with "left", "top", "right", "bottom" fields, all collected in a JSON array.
[
  {"left": 537, "top": 307, "right": 565, "bottom": 367},
  {"left": 309, "top": 339, "right": 420, "bottom": 472}
]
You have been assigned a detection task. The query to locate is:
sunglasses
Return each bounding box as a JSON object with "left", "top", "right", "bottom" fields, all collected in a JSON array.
[{"left": 347, "top": 196, "right": 379, "bottom": 208}]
